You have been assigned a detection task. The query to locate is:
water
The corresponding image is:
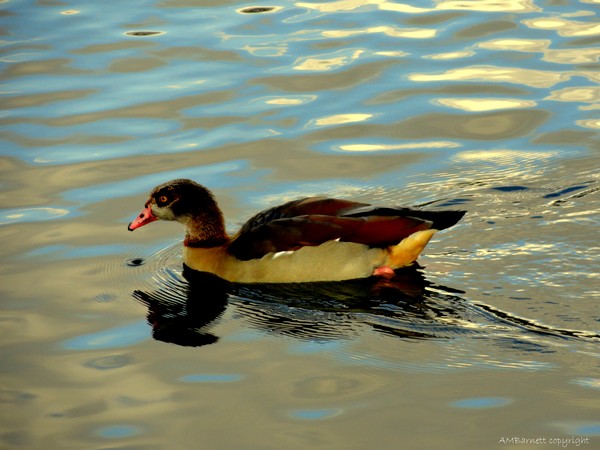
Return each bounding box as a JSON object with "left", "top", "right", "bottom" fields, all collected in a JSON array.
[{"left": 2, "top": 0, "right": 599, "bottom": 448}]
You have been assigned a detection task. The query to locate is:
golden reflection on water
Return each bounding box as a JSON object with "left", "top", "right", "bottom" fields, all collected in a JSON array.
[
  {"left": 322, "top": 26, "right": 436, "bottom": 39},
  {"left": 338, "top": 141, "right": 461, "bottom": 152},
  {"left": 373, "top": 50, "right": 409, "bottom": 57},
  {"left": 478, "top": 38, "right": 550, "bottom": 52},
  {"left": 576, "top": 119, "right": 600, "bottom": 129},
  {"left": 293, "top": 50, "right": 364, "bottom": 71},
  {"left": 425, "top": 51, "right": 475, "bottom": 60},
  {"left": 296, "top": 0, "right": 539, "bottom": 13},
  {"left": 312, "top": 113, "right": 373, "bottom": 126},
  {"left": 295, "top": 0, "right": 381, "bottom": 13},
  {"left": 435, "top": 0, "right": 539, "bottom": 12},
  {"left": 546, "top": 86, "right": 600, "bottom": 103},
  {"left": 543, "top": 48, "right": 600, "bottom": 64},
  {"left": 242, "top": 44, "right": 287, "bottom": 57},
  {"left": 435, "top": 98, "right": 537, "bottom": 112},
  {"left": 165, "top": 79, "right": 207, "bottom": 90},
  {"left": 470, "top": 242, "right": 557, "bottom": 261},
  {"left": 372, "top": 1, "right": 429, "bottom": 13},
  {"left": 264, "top": 96, "right": 316, "bottom": 105},
  {"left": 478, "top": 39, "right": 600, "bottom": 64},
  {"left": 409, "top": 65, "right": 568, "bottom": 88},
  {"left": 452, "top": 149, "right": 560, "bottom": 163},
  {"left": 523, "top": 16, "right": 600, "bottom": 36}
]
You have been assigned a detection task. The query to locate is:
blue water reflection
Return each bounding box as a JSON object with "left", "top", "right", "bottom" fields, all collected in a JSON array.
[
  {"left": 63, "top": 160, "right": 259, "bottom": 204},
  {"left": 95, "top": 424, "right": 142, "bottom": 439},
  {"left": 289, "top": 408, "right": 342, "bottom": 420},
  {"left": 0, "top": 207, "right": 70, "bottom": 225},
  {"left": 450, "top": 397, "right": 512, "bottom": 409},
  {"left": 62, "top": 321, "right": 150, "bottom": 350},
  {"left": 179, "top": 374, "right": 244, "bottom": 383}
]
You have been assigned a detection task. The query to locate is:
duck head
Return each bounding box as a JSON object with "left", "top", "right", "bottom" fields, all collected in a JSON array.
[{"left": 128, "top": 179, "right": 228, "bottom": 246}]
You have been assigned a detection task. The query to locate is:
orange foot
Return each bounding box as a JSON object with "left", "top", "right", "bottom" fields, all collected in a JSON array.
[{"left": 373, "top": 266, "right": 396, "bottom": 278}]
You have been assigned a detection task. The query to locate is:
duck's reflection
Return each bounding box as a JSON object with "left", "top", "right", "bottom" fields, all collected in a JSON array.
[
  {"left": 133, "top": 265, "right": 467, "bottom": 347},
  {"left": 133, "top": 271, "right": 229, "bottom": 346}
]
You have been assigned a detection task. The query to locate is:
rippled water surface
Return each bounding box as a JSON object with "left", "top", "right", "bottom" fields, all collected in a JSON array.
[{"left": 2, "top": 0, "right": 599, "bottom": 448}]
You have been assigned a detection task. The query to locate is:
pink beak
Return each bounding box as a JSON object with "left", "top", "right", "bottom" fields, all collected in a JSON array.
[{"left": 128, "top": 206, "right": 158, "bottom": 231}]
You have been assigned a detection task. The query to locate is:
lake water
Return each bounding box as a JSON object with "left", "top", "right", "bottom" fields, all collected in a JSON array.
[{"left": 2, "top": 0, "right": 599, "bottom": 448}]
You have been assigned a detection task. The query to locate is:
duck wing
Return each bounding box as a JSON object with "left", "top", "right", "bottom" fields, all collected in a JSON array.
[
  {"left": 235, "top": 197, "right": 368, "bottom": 235},
  {"left": 228, "top": 197, "right": 465, "bottom": 261},
  {"left": 340, "top": 205, "right": 466, "bottom": 231}
]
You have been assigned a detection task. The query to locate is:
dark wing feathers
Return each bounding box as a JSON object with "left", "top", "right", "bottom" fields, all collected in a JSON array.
[
  {"left": 236, "top": 197, "right": 367, "bottom": 236},
  {"left": 341, "top": 215, "right": 432, "bottom": 245},
  {"left": 228, "top": 197, "right": 465, "bottom": 261},
  {"left": 230, "top": 216, "right": 348, "bottom": 260},
  {"left": 340, "top": 205, "right": 466, "bottom": 231}
]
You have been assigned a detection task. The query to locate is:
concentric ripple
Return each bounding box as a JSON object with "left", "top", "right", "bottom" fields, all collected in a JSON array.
[{"left": 125, "top": 240, "right": 188, "bottom": 304}]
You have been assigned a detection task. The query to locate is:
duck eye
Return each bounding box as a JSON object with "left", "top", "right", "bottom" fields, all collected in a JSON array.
[{"left": 157, "top": 195, "right": 169, "bottom": 205}]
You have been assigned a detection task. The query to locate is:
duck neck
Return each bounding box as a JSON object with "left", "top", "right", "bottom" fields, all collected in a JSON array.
[{"left": 183, "top": 210, "right": 229, "bottom": 248}]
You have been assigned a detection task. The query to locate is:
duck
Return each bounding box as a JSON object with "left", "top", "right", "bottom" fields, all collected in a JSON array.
[{"left": 128, "top": 179, "right": 465, "bottom": 283}]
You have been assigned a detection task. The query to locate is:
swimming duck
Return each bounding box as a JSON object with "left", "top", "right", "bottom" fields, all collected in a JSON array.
[{"left": 128, "top": 179, "right": 465, "bottom": 283}]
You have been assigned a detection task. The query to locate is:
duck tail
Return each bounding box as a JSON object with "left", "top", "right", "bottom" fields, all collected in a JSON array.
[
  {"left": 408, "top": 209, "right": 466, "bottom": 231},
  {"left": 385, "top": 229, "right": 437, "bottom": 268}
]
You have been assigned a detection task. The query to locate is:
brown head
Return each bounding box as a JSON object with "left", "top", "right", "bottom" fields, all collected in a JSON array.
[{"left": 128, "top": 179, "right": 228, "bottom": 246}]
